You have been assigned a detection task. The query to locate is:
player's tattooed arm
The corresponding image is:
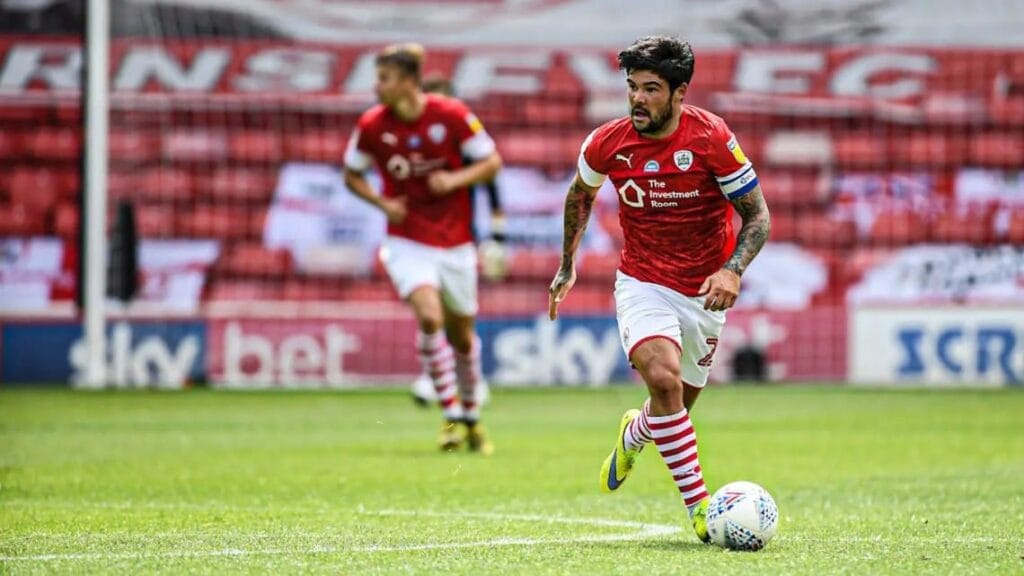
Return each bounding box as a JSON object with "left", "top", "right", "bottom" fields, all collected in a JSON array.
[
  {"left": 549, "top": 174, "right": 600, "bottom": 320},
  {"left": 559, "top": 175, "right": 599, "bottom": 269},
  {"left": 724, "top": 186, "right": 771, "bottom": 277}
]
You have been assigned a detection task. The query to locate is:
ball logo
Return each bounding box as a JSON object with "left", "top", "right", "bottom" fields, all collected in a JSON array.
[
  {"left": 673, "top": 150, "right": 693, "bottom": 171},
  {"left": 386, "top": 154, "right": 411, "bottom": 180}
]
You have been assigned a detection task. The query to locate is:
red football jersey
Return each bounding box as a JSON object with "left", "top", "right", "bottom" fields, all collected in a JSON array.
[
  {"left": 344, "top": 94, "right": 496, "bottom": 248},
  {"left": 579, "top": 105, "right": 759, "bottom": 296}
]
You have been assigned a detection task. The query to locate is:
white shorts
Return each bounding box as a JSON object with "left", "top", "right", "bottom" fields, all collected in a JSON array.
[
  {"left": 614, "top": 270, "right": 726, "bottom": 388},
  {"left": 379, "top": 236, "right": 478, "bottom": 316}
]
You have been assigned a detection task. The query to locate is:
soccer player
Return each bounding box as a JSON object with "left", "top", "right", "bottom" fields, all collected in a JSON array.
[
  {"left": 343, "top": 44, "right": 502, "bottom": 454},
  {"left": 409, "top": 74, "right": 506, "bottom": 408},
  {"left": 547, "top": 37, "right": 771, "bottom": 541}
]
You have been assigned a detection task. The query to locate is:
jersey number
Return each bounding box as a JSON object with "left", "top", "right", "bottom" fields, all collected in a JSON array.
[{"left": 697, "top": 338, "right": 719, "bottom": 367}]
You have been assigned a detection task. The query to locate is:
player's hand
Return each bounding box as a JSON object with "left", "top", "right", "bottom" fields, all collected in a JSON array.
[
  {"left": 427, "top": 170, "right": 458, "bottom": 196},
  {"left": 698, "top": 268, "right": 741, "bottom": 311},
  {"left": 380, "top": 196, "right": 408, "bottom": 224},
  {"left": 548, "top": 265, "right": 577, "bottom": 320}
]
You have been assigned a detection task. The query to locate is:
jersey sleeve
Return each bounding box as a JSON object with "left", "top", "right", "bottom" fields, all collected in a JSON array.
[
  {"left": 577, "top": 126, "right": 608, "bottom": 188},
  {"left": 447, "top": 99, "right": 496, "bottom": 161},
  {"left": 343, "top": 113, "right": 375, "bottom": 173},
  {"left": 706, "top": 119, "right": 759, "bottom": 200}
]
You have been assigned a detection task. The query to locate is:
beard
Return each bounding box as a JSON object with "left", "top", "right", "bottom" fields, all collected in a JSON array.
[{"left": 631, "top": 103, "right": 672, "bottom": 135}]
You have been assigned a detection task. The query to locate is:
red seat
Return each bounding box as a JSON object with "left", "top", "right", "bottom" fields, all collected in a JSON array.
[
  {"left": 1006, "top": 210, "right": 1024, "bottom": 244},
  {"left": 135, "top": 204, "right": 177, "bottom": 237},
  {"left": 0, "top": 203, "right": 47, "bottom": 235},
  {"left": 801, "top": 215, "right": 858, "bottom": 249},
  {"left": 25, "top": 128, "right": 81, "bottom": 162},
  {"left": 106, "top": 170, "right": 140, "bottom": 201},
  {"left": 0, "top": 106, "right": 48, "bottom": 122},
  {"left": 108, "top": 131, "right": 160, "bottom": 163},
  {"left": 506, "top": 249, "right": 561, "bottom": 281},
  {"left": 9, "top": 168, "right": 61, "bottom": 214},
  {"left": 832, "top": 132, "right": 888, "bottom": 169},
  {"left": 757, "top": 169, "right": 825, "bottom": 209},
  {"left": 0, "top": 131, "right": 24, "bottom": 161},
  {"left": 869, "top": 210, "right": 929, "bottom": 246},
  {"left": 207, "top": 279, "right": 283, "bottom": 302},
  {"left": 136, "top": 167, "right": 196, "bottom": 202},
  {"left": 968, "top": 132, "right": 1024, "bottom": 167},
  {"left": 229, "top": 131, "right": 283, "bottom": 163},
  {"left": 162, "top": 130, "right": 228, "bottom": 162},
  {"left": 890, "top": 132, "right": 964, "bottom": 168},
  {"left": 199, "top": 168, "right": 275, "bottom": 202},
  {"left": 284, "top": 132, "right": 347, "bottom": 162},
  {"left": 283, "top": 279, "right": 347, "bottom": 301},
  {"left": 522, "top": 100, "right": 582, "bottom": 127},
  {"left": 930, "top": 208, "right": 994, "bottom": 244},
  {"left": 178, "top": 206, "right": 244, "bottom": 239},
  {"left": 53, "top": 202, "right": 79, "bottom": 239},
  {"left": 221, "top": 244, "right": 292, "bottom": 278}
]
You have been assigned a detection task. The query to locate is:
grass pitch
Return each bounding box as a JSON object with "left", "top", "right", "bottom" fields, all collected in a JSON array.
[{"left": 1, "top": 385, "right": 1023, "bottom": 575}]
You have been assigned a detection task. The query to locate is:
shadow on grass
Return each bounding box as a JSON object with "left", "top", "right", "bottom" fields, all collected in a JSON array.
[{"left": 589, "top": 539, "right": 710, "bottom": 553}]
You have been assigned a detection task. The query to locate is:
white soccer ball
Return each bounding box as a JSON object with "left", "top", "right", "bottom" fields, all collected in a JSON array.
[{"left": 706, "top": 481, "right": 779, "bottom": 551}]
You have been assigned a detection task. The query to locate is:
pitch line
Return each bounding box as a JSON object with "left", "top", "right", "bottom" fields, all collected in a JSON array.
[{"left": 0, "top": 510, "right": 680, "bottom": 563}]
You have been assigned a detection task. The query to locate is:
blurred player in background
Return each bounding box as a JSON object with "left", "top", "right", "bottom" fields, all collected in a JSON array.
[
  {"left": 408, "top": 73, "right": 508, "bottom": 408},
  {"left": 548, "top": 36, "right": 771, "bottom": 540},
  {"left": 343, "top": 43, "right": 503, "bottom": 454}
]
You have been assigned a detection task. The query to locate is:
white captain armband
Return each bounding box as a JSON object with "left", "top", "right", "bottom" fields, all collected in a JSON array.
[{"left": 576, "top": 130, "right": 606, "bottom": 187}]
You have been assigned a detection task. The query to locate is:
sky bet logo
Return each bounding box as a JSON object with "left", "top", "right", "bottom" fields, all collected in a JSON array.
[{"left": 897, "top": 325, "right": 1021, "bottom": 384}]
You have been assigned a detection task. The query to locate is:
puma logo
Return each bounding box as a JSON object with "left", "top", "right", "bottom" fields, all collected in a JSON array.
[{"left": 615, "top": 153, "right": 634, "bottom": 168}]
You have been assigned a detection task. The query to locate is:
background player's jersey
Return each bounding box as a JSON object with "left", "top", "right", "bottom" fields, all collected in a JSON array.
[
  {"left": 344, "top": 94, "right": 496, "bottom": 248},
  {"left": 578, "top": 105, "right": 759, "bottom": 296}
]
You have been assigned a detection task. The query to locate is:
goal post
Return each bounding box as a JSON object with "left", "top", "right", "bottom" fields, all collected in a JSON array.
[{"left": 82, "top": 0, "right": 110, "bottom": 388}]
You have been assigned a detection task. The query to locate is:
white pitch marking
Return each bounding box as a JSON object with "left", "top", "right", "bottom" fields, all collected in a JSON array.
[{"left": 0, "top": 510, "right": 680, "bottom": 563}]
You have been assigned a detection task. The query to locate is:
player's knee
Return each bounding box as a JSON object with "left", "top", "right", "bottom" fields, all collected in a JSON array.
[
  {"left": 642, "top": 362, "right": 683, "bottom": 400},
  {"left": 417, "top": 315, "right": 444, "bottom": 334}
]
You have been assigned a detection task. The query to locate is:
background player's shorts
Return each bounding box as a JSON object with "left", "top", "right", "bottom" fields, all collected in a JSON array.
[
  {"left": 379, "top": 236, "right": 478, "bottom": 316},
  {"left": 614, "top": 270, "right": 726, "bottom": 388}
]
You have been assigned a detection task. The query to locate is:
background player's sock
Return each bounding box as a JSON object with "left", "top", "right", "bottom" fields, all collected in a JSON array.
[
  {"left": 648, "top": 408, "right": 709, "bottom": 511},
  {"left": 454, "top": 336, "right": 482, "bottom": 423},
  {"left": 623, "top": 397, "right": 654, "bottom": 451},
  {"left": 416, "top": 330, "right": 462, "bottom": 421}
]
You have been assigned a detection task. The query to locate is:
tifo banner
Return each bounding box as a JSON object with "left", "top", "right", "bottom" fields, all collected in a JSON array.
[
  {"left": 851, "top": 306, "right": 1024, "bottom": 386},
  {"left": 0, "top": 238, "right": 219, "bottom": 311},
  {"left": 0, "top": 237, "right": 73, "bottom": 311},
  {"left": 0, "top": 320, "right": 207, "bottom": 388},
  {"left": 2, "top": 39, "right": 1022, "bottom": 121},
  {"left": 848, "top": 245, "right": 1024, "bottom": 304}
]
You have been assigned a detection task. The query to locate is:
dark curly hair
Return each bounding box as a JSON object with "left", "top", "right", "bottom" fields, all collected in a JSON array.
[{"left": 617, "top": 36, "right": 695, "bottom": 93}]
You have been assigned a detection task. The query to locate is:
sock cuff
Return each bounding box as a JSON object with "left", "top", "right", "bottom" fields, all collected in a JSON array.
[
  {"left": 416, "top": 330, "right": 448, "bottom": 351},
  {"left": 646, "top": 409, "right": 689, "bottom": 425}
]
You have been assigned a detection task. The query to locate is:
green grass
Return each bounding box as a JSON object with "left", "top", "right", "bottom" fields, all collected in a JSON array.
[{"left": 1, "top": 386, "right": 1023, "bottom": 575}]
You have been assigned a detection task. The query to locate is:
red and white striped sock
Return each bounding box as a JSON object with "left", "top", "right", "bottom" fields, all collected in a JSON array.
[
  {"left": 454, "top": 337, "right": 482, "bottom": 423},
  {"left": 648, "top": 408, "right": 709, "bottom": 511},
  {"left": 416, "top": 330, "right": 462, "bottom": 421},
  {"left": 623, "top": 398, "right": 655, "bottom": 451}
]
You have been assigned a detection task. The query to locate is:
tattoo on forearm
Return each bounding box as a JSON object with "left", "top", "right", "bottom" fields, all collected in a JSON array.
[
  {"left": 561, "top": 180, "right": 596, "bottom": 268},
  {"left": 725, "top": 188, "right": 771, "bottom": 277}
]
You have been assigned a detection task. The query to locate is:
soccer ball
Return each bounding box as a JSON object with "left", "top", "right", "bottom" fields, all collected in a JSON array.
[{"left": 706, "top": 481, "right": 779, "bottom": 551}]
